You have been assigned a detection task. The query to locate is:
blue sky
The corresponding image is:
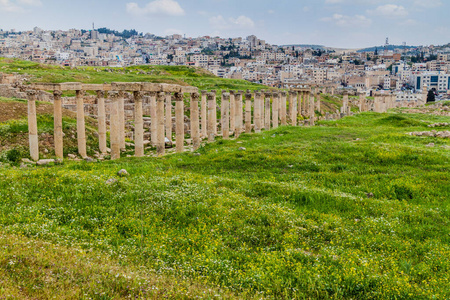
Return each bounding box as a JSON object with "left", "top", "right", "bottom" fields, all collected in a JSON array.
[{"left": 0, "top": 0, "right": 448, "bottom": 48}]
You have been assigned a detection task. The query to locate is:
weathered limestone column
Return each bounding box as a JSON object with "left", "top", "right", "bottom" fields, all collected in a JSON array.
[
  {"left": 76, "top": 89, "right": 87, "bottom": 158},
  {"left": 174, "top": 92, "right": 184, "bottom": 153},
  {"left": 272, "top": 92, "right": 279, "bottom": 129},
  {"left": 201, "top": 91, "right": 207, "bottom": 139},
  {"left": 316, "top": 92, "right": 321, "bottom": 113},
  {"left": 280, "top": 91, "right": 287, "bottom": 125},
  {"left": 156, "top": 92, "right": 166, "bottom": 156},
  {"left": 27, "top": 91, "right": 39, "bottom": 161},
  {"left": 264, "top": 92, "right": 271, "bottom": 130},
  {"left": 190, "top": 93, "right": 201, "bottom": 150},
  {"left": 211, "top": 90, "right": 218, "bottom": 136},
  {"left": 97, "top": 91, "right": 107, "bottom": 155},
  {"left": 207, "top": 92, "right": 216, "bottom": 142},
  {"left": 245, "top": 91, "right": 252, "bottom": 134},
  {"left": 165, "top": 92, "right": 172, "bottom": 141},
  {"left": 134, "top": 91, "right": 144, "bottom": 157},
  {"left": 53, "top": 91, "right": 63, "bottom": 159},
  {"left": 297, "top": 90, "right": 303, "bottom": 118},
  {"left": 234, "top": 91, "right": 243, "bottom": 137},
  {"left": 221, "top": 92, "right": 230, "bottom": 139},
  {"left": 291, "top": 91, "right": 297, "bottom": 126},
  {"left": 254, "top": 91, "right": 262, "bottom": 133},
  {"left": 310, "top": 92, "right": 315, "bottom": 126},
  {"left": 109, "top": 93, "right": 121, "bottom": 160},
  {"left": 342, "top": 92, "right": 349, "bottom": 114},
  {"left": 229, "top": 90, "right": 236, "bottom": 135},
  {"left": 149, "top": 92, "right": 157, "bottom": 147},
  {"left": 118, "top": 91, "right": 126, "bottom": 150},
  {"left": 374, "top": 93, "right": 381, "bottom": 113}
]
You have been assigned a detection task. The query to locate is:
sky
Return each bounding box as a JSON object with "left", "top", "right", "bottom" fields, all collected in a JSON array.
[{"left": 0, "top": 0, "right": 449, "bottom": 48}]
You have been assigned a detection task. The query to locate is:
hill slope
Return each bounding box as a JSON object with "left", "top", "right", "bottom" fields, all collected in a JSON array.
[{"left": 1, "top": 112, "right": 450, "bottom": 298}]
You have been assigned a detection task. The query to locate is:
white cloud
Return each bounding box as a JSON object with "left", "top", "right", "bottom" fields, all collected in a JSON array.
[
  {"left": 321, "top": 13, "right": 372, "bottom": 27},
  {"left": 369, "top": 4, "right": 408, "bottom": 18},
  {"left": 414, "top": 0, "right": 442, "bottom": 8},
  {"left": 17, "top": 0, "right": 41, "bottom": 6},
  {"left": 267, "top": 9, "right": 275, "bottom": 14},
  {"left": 126, "top": 0, "right": 185, "bottom": 17},
  {"left": 209, "top": 15, "right": 255, "bottom": 30},
  {"left": 0, "top": 0, "right": 41, "bottom": 12}
]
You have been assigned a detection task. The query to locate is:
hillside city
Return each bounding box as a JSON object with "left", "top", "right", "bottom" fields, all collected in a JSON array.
[{"left": 1, "top": 27, "right": 450, "bottom": 101}]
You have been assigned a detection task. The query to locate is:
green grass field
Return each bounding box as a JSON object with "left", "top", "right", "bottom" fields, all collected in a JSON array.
[
  {"left": 0, "top": 58, "right": 264, "bottom": 92},
  {"left": 1, "top": 110, "right": 450, "bottom": 299}
]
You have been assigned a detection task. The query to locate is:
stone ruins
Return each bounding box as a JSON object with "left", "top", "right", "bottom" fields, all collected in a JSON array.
[{"left": 23, "top": 82, "right": 426, "bottom": 161}]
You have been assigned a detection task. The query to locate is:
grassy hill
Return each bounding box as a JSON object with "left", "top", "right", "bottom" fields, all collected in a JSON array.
[
  {"left": 1, "top": 110, "right": 450, "bottom": 298},
  {"left": 0, "top": 58, "right": 265, "bottom": 92}
]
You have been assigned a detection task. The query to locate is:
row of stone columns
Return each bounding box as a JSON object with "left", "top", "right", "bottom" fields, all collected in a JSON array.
[{"left": 27, "top": 86, "right": 329, "bottom": 162}]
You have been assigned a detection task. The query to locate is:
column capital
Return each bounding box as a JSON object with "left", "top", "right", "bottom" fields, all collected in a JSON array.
[
  {"left": 254, "top": 91, "right": 262, "bottom": 97},
  {"left": 157, "top": 91, "right": 166, "bottom": 101},
  {"left": 134, "top": 91, "right": 144, "bottom": 102},
  {"left": 27, "top": 90, "right": 37, "bottom": 97},
  {"left": 109, "top": 92, "right": 120, "bottom": 101},
  {"left": 206, "top": 92, "right": 215, "bottom": 101},
  {"left": 222, "top": 93, "right": 230, "bottom": 101},
  {"left": 201, "top": 90, "right": 207, "bottom": 95},
  {"left": 245, "top": 92, "right": 252, "bottom": 100},
  {"left": 191, "top": 92, "right": 200, "bottom": 101},
  {"left": 118, "top": 91, "right": 125, "bottom": 98},
  {"left": 53, "top": 90, "right": 63, "bottom": 98},
  {"left": 174, "top": 92, "right": 184, "bottom": 102},
  {"left": 229, "top": 90, "right": 236, "bottom": 95},
  {"left": 148, "top": 91, "right": 157, "bottom": 97},
  {"left": 96, "top": 90, "right": 105, "bottom": 98},
  {"left": 76, "top": 90, "right": 85, "bottom": 97},
  {"left": 280, "top": 91, "right": 287, "bottom": 97}
]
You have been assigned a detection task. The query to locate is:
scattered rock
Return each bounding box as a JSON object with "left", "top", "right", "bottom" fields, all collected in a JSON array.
[
  {"left": 106, "top": 178, "right": 118, "bottom": 185},
  {"left": 366, "top": 192, "right": 374, "bottom": 198},
  {"left": 193, "top": 153, "right": 201, "bottom": 156},
  {"left": 20, "top": 164, "right": 29, "bottom": 169},
  {"left": 43, "top": 148, "right": 49, "bottom": 154},
  {"left": 68, "top": 154, "right": 77, "bottom": 159},
  {"left": 426, "top": 143, "right": 435, "bottom": 147},
  {"left": 84, "top": 157, "right": 95, "bottom": 162},
  {"left": 21, "top": 158, "right": 36, "bottom": 165},
  {"left": 117, "top": 169, "right": 129, "bottom": 177},
  {"left": 288, "top": 165, "right": 294, "bottom": 168},
  {"left": 36, "top": 159, "right": 55, "bottom": 166},
  {"left": 239, "top": 147, "right": 246, "bottom": 151}
]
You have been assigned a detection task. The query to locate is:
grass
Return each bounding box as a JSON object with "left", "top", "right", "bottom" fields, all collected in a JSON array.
[
  {"left": 0, "top": 58, "right": 264, "bottom": 92},
  {"left": 0, "top": 111, "right": 449, "bottom": 298}
]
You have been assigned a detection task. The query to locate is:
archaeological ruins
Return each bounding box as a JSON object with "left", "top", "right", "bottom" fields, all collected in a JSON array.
[{"left": 22, "top": 81, "right": 429, "bottom": 161}]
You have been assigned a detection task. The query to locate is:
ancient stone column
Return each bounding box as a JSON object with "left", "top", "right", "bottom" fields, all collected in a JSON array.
[
  {"left": 272, "top": 92, "right": 279, "bottom": 129},
  {"left": 156, "top": 92, "right": 166, "bottom": 156},
  {"left": 175, "top": 92, "right": 184, "bottom": 153},
  {"left": 316, "top": 92, "right": 321, "bottom": 113},
  {"left": 118, "top": 91, "right": 126, "bottom": 150},
  {"left": 280, "top": 91, "right": 287, "bottom": 125},
  {"left": 165, "top": 92, "right": 172, "bottom": 141},
  {"left": 201, "top": 91, "right": 207, "bottom": 139},
  {"left": 190, "top": 93, "right": 200, "bottom": 150},
  {"left": 76, "top": 90, "right": 87, "bottom": 158},
  {"left": 207, "top": 92, "right": 215, "bottom": 142},
  {"left": 109, "top": 93, "right": 121, "bottom": 160},
  {"left": 297, "top": 90, "right": 303, "bottom": 118},
  {"left": 374, "top": 93, "right": 381, "bottom": 113},
  {"left": 221, "top": 92, "right": 230, "bottom": 139},
  {"left": 96, "top": 91, "right": 107, "bottom": 155},
  {"left": 235, "top": 91, "right": 244, "bottom": 137},
  {"left": 358, "top": 93, "right": 364, "bottom": 112},
  {"left": 343, "top": 92, "right": 349, "bottom": 114},
  {"left": 290, "top": 91, "right": 297, "bottom": 126},
  {"left": 229, "top": 90, "right": 236, "bottom": 134},
  {"left": 254, "top": 91, "right": 262, "bottom": 133},
  {"left": 134, "top": 91, "right": 144, "bottom": 157},
  {"left": 264, "top": 92, "right": 271, "bottom": 130},
  {"left": 27, "top": 91, "right": 39, "bottom": 161},
  {"left": 211, "top": 90, "right": 218, "bottom": 136},
  {"left": 233, "top": 91, "right": 241, "bottom": 137},
  {"left": 53, "top": 90, "right": 63, "bottom": 159},
  {"left": 245, "top": 91, "right": 252, "bottom": 134},
  {"left": 149, "top": 92, "right": 157, "bottom": 147},
  {"left": 310, "top": 93, "right": 315, "bottom": 126}
]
